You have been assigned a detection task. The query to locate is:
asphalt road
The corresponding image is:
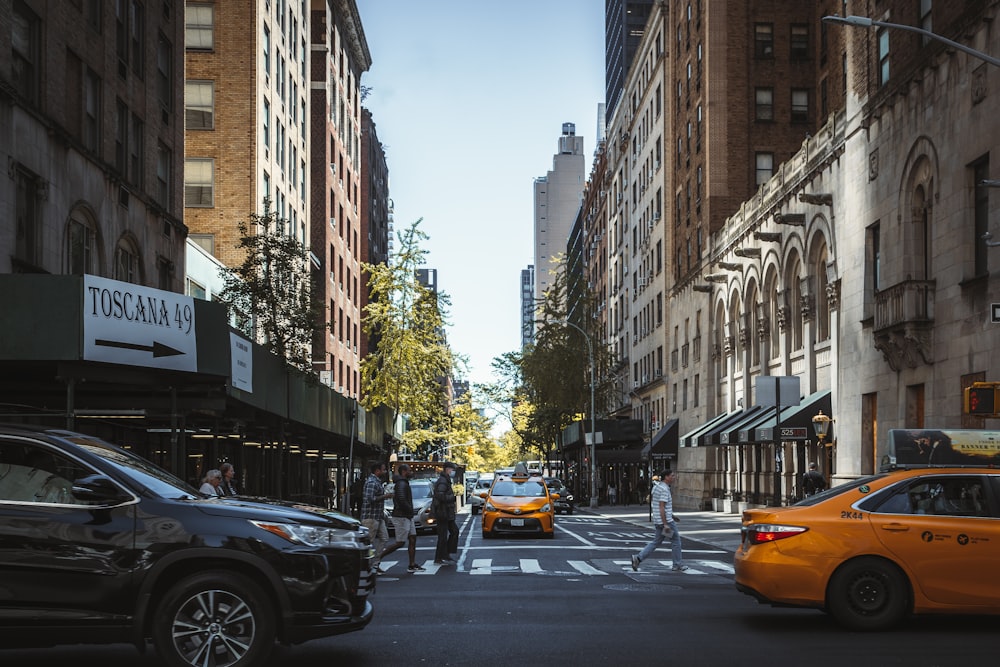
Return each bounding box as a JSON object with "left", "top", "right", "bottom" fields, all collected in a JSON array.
[{"left": 3, "top": 509, "right": 997, "bottom": 667}]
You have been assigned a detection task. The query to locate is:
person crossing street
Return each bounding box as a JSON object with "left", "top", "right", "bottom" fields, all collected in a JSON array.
[{"left": 631, "top": 470, "right": 687, "bottom": 572}]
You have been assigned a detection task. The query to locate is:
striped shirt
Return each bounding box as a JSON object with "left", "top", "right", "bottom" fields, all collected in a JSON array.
[{"left": 650, "top": 480, "right": 673, "bottom": 525}]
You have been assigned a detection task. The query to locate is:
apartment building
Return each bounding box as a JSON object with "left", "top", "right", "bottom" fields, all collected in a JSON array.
[
  {"left": 308, "top": 0, "right": 370, "bottom": 398},
  {"left": 2, "top": 0, "right": 186, "bottom": 283},
  {"left": 359, "top": 108, "right": 390, "bottom": 362},
  {"left": 184, "top": 0, "right": 310, "bottom": 267}
]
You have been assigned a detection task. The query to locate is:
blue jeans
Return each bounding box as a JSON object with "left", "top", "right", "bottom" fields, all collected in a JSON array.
[{"left": 636, "top": 519, "right": 682, "bottom": 566}]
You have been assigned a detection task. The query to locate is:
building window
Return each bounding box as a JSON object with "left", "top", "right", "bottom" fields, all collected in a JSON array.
[
  {"left": 755, "top": 152, "right": 774, "bottom": 186},
  {"left": 263, "top": 25, "right": 270, "bottom": 81},
  {"left": 878, "top": 28, "right": 890, "bottom": 86},
  {"left": 790, "top": 24, "right": 809, "bottom": 60},
  {"left": 755, "top": 87, "right": 773, "bottom": 120},
  {"left": 67, "top": 212, "right": 97, "bottom": 275},
  {"left": 130, "top": 114, "right": 144, "bottom": 186},
  {"left": 754, "top": 23, "right": 773, "bottom": 58},
  {"left": 115, "top": 99, "right": 129, "bottom": 173},
  {"left": 186, "top": 277, "right": 207, "bottom": 299},
  {"left": 130, "top": 1, "right": 144, "bottom": 76},
  {"left": 185, "top": 2, "right": 214, "bottom": 50},
  {"left": 263, "top": 99, "right": 270, "bottom": 156},
  {"left": 864, "top": 221, "right": 881, "bottom": 320},
  {"left": 156, "top": 142, "right": 172, "bottom": 210},
  {"left": 920, "top": 0, "right": 932, "bottom": 45},
  {"left": 14, "top": 166, "right": 41, "bottom": 267},
  {"left": 185, "top": 80, "right": 214, "bottom": 129},
  {"left": 115, "top": 0, "right": 128, "bottom": 74},
  {"left": 184, "top": 158, "right": 214, "bottom": 207},
  {"left": 114, "top": 238, "right": 139, "bottom": 283},
  {"left": 791, "top": 88, "right": 809, "bottom": 123},
  {"left": 157, "top": 34, "right": 173, "bottom": 111},
  {"left": 973, "top": 156, "right": 989, "bottom": 278},
  {"left": 12, "top": 0, "right": 40, "bottom": 104},
  {"left": 84, "top": 68, "right": 102, "bottom": 153}
]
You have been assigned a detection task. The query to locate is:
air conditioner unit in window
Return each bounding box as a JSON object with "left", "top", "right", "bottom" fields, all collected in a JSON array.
[
  {"left": 653, "top": 212, "right": 661, "bottom": 221},
  {"left": 633, "top": 381, "right": 640, "bottom": 388},
  {"left": 329, "top": 217, "right": 336, "bottom": 228}
]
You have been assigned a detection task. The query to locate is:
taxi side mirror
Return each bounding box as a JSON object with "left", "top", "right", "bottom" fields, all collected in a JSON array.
[
  {"left": 478, "top": 491, "right": 488, "bottom": 498},
  {"left": 550, "top": 492, "right": 560, "bottom": 499}
]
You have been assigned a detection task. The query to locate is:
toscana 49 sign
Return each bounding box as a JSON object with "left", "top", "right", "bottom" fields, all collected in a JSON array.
[{"left": 82, "top": 274, "right": 198, "bottom": 372}]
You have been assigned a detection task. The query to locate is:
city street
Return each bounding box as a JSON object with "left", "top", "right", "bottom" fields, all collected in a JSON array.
[{"left": 2, "top": 506, "right": 997, "bottom": 667}]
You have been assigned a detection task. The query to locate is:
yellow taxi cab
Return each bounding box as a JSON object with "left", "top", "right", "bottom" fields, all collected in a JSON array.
[
  {"left": 479, "top": 463, "right": 558, "bottom": 539},
  {"left": 735, "top": 429, "right": 1000, "bottom": 630}
]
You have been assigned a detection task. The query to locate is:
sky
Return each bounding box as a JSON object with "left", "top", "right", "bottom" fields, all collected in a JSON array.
[{"left": 356, "top": 1, "right": 606, "bottom": 393}]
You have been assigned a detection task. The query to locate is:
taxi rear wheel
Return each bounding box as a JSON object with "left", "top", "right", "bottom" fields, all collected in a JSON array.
[{"left": 827, "top": 557, "right": 909, "bottom": 631}]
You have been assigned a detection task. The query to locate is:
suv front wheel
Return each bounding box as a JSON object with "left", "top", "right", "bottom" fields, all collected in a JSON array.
[{"left": 153, "top": 570, "right": 276, "bottom": 667}]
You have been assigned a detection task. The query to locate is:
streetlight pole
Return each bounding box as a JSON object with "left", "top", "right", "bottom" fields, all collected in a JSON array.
[
  {"left": 561, "top": 320, "right": 598, "bottom": 509},
  {"left": 822, "top": 15, "right": 1000, "bottom": 68}
]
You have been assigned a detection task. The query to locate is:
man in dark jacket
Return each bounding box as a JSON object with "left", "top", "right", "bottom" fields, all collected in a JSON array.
[
  {"left": 803, "top": 462, "right": 827, "bottom": 496},
  {"left": 382, "top": 463, "right": 424, "bottom": 572},
  {"left": 433, "top": 462, "right": 459, "bottom": 565}
]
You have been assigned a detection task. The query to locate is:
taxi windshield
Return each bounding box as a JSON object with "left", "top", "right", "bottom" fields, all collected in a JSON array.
[
  {"left": 491, "top": 480, "right": 546, "bottom": 497},
  {"left": 793, "top": 474, "right": 887, "bottom": 507}
]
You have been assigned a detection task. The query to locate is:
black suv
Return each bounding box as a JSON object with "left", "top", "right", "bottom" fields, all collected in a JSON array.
[
  {"left": 0, "top": 425, "right": 374, "bottom": 666},
  {"left": 544, "top": 477, "right": 575, "bottom": 514}
]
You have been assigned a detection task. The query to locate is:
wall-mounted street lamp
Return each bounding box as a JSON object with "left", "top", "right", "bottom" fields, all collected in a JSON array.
[
  {"left": 812, "top": 410, "right": 833, "bottom": 444},
  {"left": 822, "top": 15, "right": 1000, "bottom": 68},
  {"left": 559, "top": 320, "right": 598, "bottom": 509}
]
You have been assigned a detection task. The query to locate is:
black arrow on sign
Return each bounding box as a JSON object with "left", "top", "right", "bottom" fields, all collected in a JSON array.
[{"left": 95, "top": 339, "right": 185, "bottom": 358}]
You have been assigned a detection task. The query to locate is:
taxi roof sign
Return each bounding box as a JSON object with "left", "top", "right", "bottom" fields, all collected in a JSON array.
[{"left": 881, "top": 429, "right": 1000, "bottom": 469}]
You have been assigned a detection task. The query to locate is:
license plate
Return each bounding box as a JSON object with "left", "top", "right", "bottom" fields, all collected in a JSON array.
[{"left": 511, "top": 518, "right": 524, "bottom": 527}]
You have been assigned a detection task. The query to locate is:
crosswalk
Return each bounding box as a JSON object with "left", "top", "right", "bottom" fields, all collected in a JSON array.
[{"left": 375, "top": 557, "right": 735, "bottom": 578}]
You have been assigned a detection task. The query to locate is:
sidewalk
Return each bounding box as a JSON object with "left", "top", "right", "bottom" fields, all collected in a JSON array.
[{"left": 576, "top": 503, "right": 744, "bottom": 553}]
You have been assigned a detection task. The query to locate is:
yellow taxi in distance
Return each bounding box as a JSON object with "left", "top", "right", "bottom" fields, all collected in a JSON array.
[
  {"left": 479, "top": 464, "right": 558, "bottom": 539},
  {"left": 735, "top": 429, "right": 1000, "bottom": 630}
]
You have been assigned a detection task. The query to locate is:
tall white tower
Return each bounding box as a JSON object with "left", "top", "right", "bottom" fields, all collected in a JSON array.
[{"left": 533, "top": 123, "right": 585, "bottom": 303}]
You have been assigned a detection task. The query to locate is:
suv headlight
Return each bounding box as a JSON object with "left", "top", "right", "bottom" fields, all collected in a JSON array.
[{"left": 251, "top": 520, "right": 366, "bottom": 549}]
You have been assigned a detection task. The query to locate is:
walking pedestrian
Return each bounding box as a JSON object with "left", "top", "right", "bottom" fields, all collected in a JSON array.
[
  {"left": 219, "top": 462, "right": 238, "bottom": 496},
  {"left": 382, "top": 463, "right": 424, "bottom": 572},
  {"left": 360, "top": 461, "right": 392, "bottom": 574},
  {"left": 199, "top": 469, "right": 223, "bottom": 496},
  {"left": 631, "top": 470, "right": 687, "bottom": 572},
  {"left": 803, "top": 462, "right": 826, "bottom": 496},
  {"left": 607, "top": 481, "right": 617, "bottom": 506},
  {"left": 432, "top": 461, "right": 459, "bottom": 565}
]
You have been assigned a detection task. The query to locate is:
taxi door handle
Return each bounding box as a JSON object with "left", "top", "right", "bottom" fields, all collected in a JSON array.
[{"left": 881, "top": 523, "right": 910, "bottom": 532}]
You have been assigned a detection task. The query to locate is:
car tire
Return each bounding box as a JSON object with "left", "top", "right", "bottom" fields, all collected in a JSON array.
[
  {"left": 481, "top": 529, "right": 492, "bottom": 539},
  {"left": 153, "top": 570, "right": 276, "bottom": 667},
  {"left": 827, "top": 557, "right": 910, "bottom": 631}
]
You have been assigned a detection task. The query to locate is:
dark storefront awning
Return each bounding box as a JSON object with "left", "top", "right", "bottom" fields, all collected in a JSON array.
[
  {"left": 641, "top": 418, "right": 679, "bottom": 461},
  {"left": 681, "top": 410, "right": 732, "bottom": 447},
  {"left": 750, "top": 390, "right": 831, "bottom": 442},
  {"left": 701, "top": 406, "right": 765, "bottom": 446},
  {"left": 712, "top": 405, "right": 766, "bottom": 446}
]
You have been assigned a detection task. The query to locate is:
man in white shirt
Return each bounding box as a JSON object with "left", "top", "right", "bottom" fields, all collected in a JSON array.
[{"left": 631, "top": 470, "right": 687, "bottom": 572}]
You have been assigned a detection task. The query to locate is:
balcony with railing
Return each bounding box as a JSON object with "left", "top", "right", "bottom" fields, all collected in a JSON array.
[{"left": 872, "top": 279, "right": 935, "bottom": 371}]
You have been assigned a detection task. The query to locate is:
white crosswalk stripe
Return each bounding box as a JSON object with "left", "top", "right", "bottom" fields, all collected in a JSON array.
[
  {"left": 376, "top": 557, "right": 733, "bottom": 577},
  {"left": 568, "top": 560, "right": 607, "bottom": 576}
]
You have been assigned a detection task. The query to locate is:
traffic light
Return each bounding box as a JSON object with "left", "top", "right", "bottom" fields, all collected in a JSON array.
[{"left": 964, "top": 382, "right": 1000, "bottom": 416}]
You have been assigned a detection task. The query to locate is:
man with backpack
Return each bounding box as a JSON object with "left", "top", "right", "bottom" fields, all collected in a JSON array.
[{"left": 803, "top": 462, "right": 826, "bottom": 496}]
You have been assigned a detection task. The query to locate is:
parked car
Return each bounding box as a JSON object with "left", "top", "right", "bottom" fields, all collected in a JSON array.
[
  {"left": 480, "top": 464, "right": 557, "bottom": 538},
  {"left": 735, "top": 429, "right": 1000, "bottom": 631},
  {"left": 385, "top": 478, "right": 438, "bottom": 533},
  {"left": 0, "top": 424, "right": 375, "bottom": 666},
  {"left": 544, "top": 477, "right": 575, "bottom": 514}
]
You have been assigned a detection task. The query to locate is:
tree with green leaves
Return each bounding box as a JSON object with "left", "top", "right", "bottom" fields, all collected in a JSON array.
[
  {"left": 360, "top": 219, "right": 455, "bottom": 452},
  {"left": 216, "top": 199, "right": 325, "bottom": 375}
]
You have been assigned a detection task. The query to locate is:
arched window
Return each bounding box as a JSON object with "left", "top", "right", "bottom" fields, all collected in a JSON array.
[
  {"left": 765, "top": 269, "right": 780, "bottom": 361},
  {"left": 66, "top": 208, "right": 98, "bottom": 275},
  {"left": 729, "top": 298, "right": 743, "bottom": 372},
  {"left": 114, "top": 236, "right": 140, "bottom": 283},
  {"left": 787, "top": 254, "right": 803, "bottom": 352},
  {"left": 814, "top": 241, "right": 830, "bottom": 342},
  {"left": 746, "top": 283, "right": 760, "bottom": 368}
]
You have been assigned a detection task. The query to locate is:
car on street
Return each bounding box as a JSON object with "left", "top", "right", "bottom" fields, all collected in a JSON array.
[
  {"left": 385, "top": 478, "right": 437, "bottom": 533},
  {"left": 735, "top": 428, "right": 1000, "bottom": 631},
  {"left": 469, "top": 475, "right": 494, "bottom": 515},
  {"left": 0, "top": 424, "right": 375, "bottom": 666},
  {"left": 480, "top": 464, "right": 558, "bottom": 538},
  {"left": 544, "top": 477, "right": 574, "bottom": 514}
]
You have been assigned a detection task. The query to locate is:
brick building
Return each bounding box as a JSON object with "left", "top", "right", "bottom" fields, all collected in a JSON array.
[{"left": 1, "top": 0, "right": 186, "bottom": 284}]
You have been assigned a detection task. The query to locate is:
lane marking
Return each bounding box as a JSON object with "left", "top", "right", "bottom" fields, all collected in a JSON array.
[
  {"left": 470, "top": 558, "right": 492, "bottom": 575},
  {"left": 520, "top": 558, "right": 542, "bottom": 574},
  {"left": 568, "top": 560, "right": 607, "bottom": 576}
]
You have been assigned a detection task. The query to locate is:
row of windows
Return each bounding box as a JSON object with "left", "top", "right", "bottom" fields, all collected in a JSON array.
[
  {"left": 754, "top": 23, "right": 811, "bottom": 61},
  {"left": 754, "top": 87, "right": 810, "bottom": 124}
]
